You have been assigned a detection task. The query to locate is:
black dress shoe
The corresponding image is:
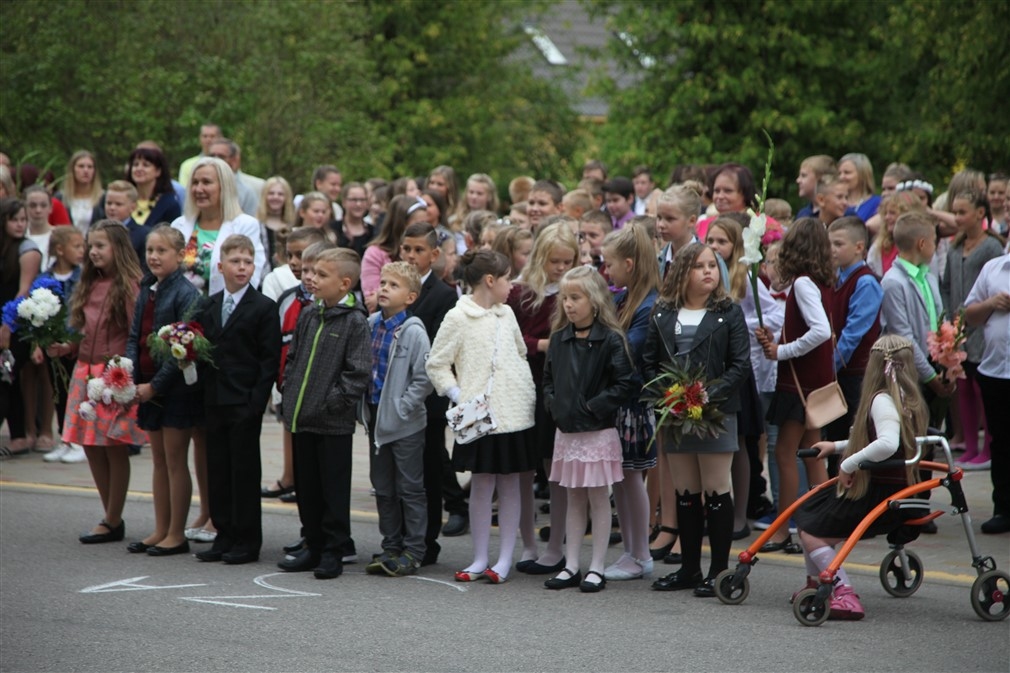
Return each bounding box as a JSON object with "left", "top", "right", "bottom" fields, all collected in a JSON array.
[
  {"left": 663, "top": 552, "right": 683, "bottom": 565},
  {"left": 279, "top": 491, "right": 297, "bottom": 504},
  {"left": 920, "top": 520, "right": 938, "bottom": 535},
  {"left": 579, "top": 570, "right": 606, "bottom": 593},
  {"left": 223, "top": 551, "right": 259, "bottom": 565},
  {"left": 539, "top": 525, "right": 551, "bottom": 542},
  {"left": 147, "top": 541, "right": 190, "bottom": 556},
  {"left": 80, "top": 520, "right": 125, "bottom": 544},
  {"left": 261, "top": 480, "right": 295, "bottom": 498},
  {"left": 649, "top": 526, "right": 678, "bottom": 560},
  {"left": 442, "top": 513, "right": 469, "bottom": 537},
  {"left": 759, "top": 534, "right": 802, "bottom": 554},
  {"left": 693, "top": 576, "right": 717, "bottom": 597},
  {"left": 651, "top": 569, "right": 703, "bottom": 591},
  {"left": 313, "top": 554, "right": 343, "bottom": 579},
  {"left": 283, "top": 537, "right": 306, "bottom": 553},
  {"left": 981, "top": 514, "right": 1010, "bottom": 534},
  {"left": 196, "top": 549, "right": 224, "bottom": 562},
  {"left": 278, "top": 548, "right": 320, "bottom": 572},
  {"left": 127, "top": 541, "right": 152, "bottom": 554},
  {"left": 544, "top": 568, "right": 582, "bottom": 590},
  {"left": 732, "top": 525, "right": 751, "bottom": 540},
  {"left": 518, "top": 557, "right": 566, "bottom": 575}
]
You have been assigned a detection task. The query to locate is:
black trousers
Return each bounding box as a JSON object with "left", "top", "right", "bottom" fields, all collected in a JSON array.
[
  {"left": 206, "top": 405, "right": 263, "bottom": 554},
  {"left": 292, "top": 431, "right": 353, "bottom": 555},
  {"left": 977, "top": 373, "right": 1010, "bottom": 517},
  {"left": 824, "top": 373, "right": 865, "bottom": 477},
  {"left": 423, "top": 394, "right": 466, "bottom": 545}
]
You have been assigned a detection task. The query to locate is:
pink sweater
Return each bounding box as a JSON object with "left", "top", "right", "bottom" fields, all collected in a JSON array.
[{"left": 76, "top": 277, "right": 137, "bottom": 363}]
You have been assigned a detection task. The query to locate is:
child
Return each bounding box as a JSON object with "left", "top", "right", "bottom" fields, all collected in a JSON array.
[
  {"left": 763, "top": 198, "right": 793, "bottom": 228},
  {"left": 600, "top": 223, "right": 660, "bottom": 581},
  {"left": 491, "top": 225, "right": 534, "bottom": 280},
  {"left": 363, "top": 262, "right": 433, "bottom": 576},
  {"left": 24, "top": 185, "right": 54, "bottom": 270},
  {"left": 562, "top": 188, "right": 593, "bottom": 221},
  {"left": 508, "top": 201, "right": 530, "bottom": 231},
  {"left": 868, "top": 191, "right": 924, "bottom": 278},
  {"left": 797, "top": 335, "right": 929, "bottom": 619},
  {"left": 795, "top": 155, "right": 837, "bottom": 219},
  {"left": 362, "top": 195, "right": 428, "bottom": 311},
  {"left": 815, "top": 175, "right": 850, "bottom": 228},
  {"left": 39, "top": 227, "right": 86, "bottom": 463},
  {"left": 578, "top": 178, "right": 605, "bottom": 212},
  {"left": 261, "top": 227, "right": 323, "bottom": 302},
  {"left": 60, "top": 221, "right": 146, "bottom": 542},
  {"left": 426, "top": 250, "right": 537, "bottom": 583},
  {"left": 426, "top": 166, "right": 460, "bottom": 229},
  {"left": 463, "top": 210, "right": 498, "bottom": 250},
  {"left": 508, "top": 224, "right": 579, "bottom": 576},
  {"left": 508, "top": 175, "right": 534, "bottom": 207},
  {"left": 195, "top": 234, "right": 280, "bottom": 564},
  {"left": 987, "top": 173, "right": 1008, "bottom": 236},
  {"left": 579, "top": 210, "right": 612, "bottom": 267},
  {"left": 656, "top": 185, "right": 701, "bottom": 280},
  {"left": 257, "top": 176, "right": 296, "bottom": 268},
  {"left": 455, "top": 173, "right": 499, "bottom": 224},
  {"left": 644, "top": 243, "right": 751, "bottom": 596},
  {"left": 755, "top": 218, "right": 835, "bottom": 552},
  {"left": 632, "top": 165, "right": 656, "bottom": 215},
  {"left": 103, "top": 181, "right": 145, "bottom": 269},
  {"left": 294, "top": 191, "right": 335, "bottom": 240},
  {"left": 542, "top": 267, "right": 636, "bottom": 592},
  {"left": 125, "top": 225, "right": 202, "bottom": 556},
  {"left": 399, "top": 222, "right": 465, "bottom": 557},
  {"left": 279, "top": 248, "right": 370, "bottom": 579},
  {"left": 603, "top": 177, "right": 636, "bottom": 230},
  {"left": 941, "top": 189, "right": 1004, "bottom": 469},
  {"left": 526, "top": 180, "right": 563, "bottom": 233},
  {"left": 838, "top": 153, "right": 881, "bottom": 223}
]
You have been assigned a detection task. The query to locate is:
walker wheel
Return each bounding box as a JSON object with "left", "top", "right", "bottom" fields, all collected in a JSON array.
[
  {"left": 714, "top": 569, "right": 750, "bottom": 605},
  {"left": 879, "top": 549, "right": 924, "bottom": 598},
  {"left": 792, "top": 588, "right": 830, "bottom": 626},
  {"left": 970, "top": 570, "right": 1010, "bottom": 621}
]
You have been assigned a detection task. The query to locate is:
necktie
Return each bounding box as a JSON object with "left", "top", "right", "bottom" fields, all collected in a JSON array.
[{"left": 222, "top": 295, "right": 235, "bottom": 325}]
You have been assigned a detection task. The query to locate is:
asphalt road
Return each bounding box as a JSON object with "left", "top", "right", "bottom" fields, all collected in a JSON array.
[{"left": 1, "top": 487, "right": 1008, "bottom": 673}]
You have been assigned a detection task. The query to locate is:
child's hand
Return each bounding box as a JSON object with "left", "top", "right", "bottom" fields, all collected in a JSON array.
[
  {"left": 31, "top": 346, "right": 44, "bottom": 365},
  {"left": 46, "top": 343, "right": 69, "bottom": 358},
  {"left": 136, "top": 383, "right": 155, "bottom": 404},
  {"left": 761, "top": 341, "right": 778, "bottom": 361},
  {"left": 365, "top": 292, "right": 378, "bottom": 313},
  {"left": 0, "top": 324, "right": 10, "bottom": 350},
  {"left": 812, "top": 441, "right": 836, "bottom": 459},
  {"left": 754, "top": 326, "right": 771, "bottom": 346},
  {"left": 837, "top": 469, "right": 855, "bottom": 489}
]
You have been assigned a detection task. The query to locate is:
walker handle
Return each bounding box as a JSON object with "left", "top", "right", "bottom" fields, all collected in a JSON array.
[
  {"left": 796, "top": 448, "right": 820, "bottom": 458},
  {"left": 859, "top": 441, "right": 924, "bottom": 470}
]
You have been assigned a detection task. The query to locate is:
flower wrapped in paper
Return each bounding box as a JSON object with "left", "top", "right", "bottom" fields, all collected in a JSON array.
[
  {"left": 643, "top": 359, "right": 729, "bottom": 447},
  {"left": 147, "top": 317, "right": 214, "bottom": 385}
]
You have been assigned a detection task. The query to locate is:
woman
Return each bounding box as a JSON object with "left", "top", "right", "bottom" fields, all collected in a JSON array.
[
  {"left": 126, "top": 146, "right": 181, "bottom": 228},
  {"left": 838, "top": 153, "right": 881, "bottom": 223},
  {"left": 696, "top": 163, "right": 781, "bottom": 242},
  {"left": 59, "top": 150, "right": 105, "bottom": 234}
]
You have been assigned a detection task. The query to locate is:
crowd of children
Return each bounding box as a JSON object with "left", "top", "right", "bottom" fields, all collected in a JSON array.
[{"left": 2, "top": 146, "right": 1008, "bottom": 618}]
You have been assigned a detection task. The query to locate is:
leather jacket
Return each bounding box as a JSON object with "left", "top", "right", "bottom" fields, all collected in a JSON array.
[
  {"left": 641, "top": 300, "right": 751, "bottom": 413},
  {"left": 543, "top": 322, "right": 636, "bottom": 433}
]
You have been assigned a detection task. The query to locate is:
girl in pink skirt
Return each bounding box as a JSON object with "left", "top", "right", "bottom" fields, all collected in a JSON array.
[{"left": 543, "top": 267, "right": 636, "bottom": 592}]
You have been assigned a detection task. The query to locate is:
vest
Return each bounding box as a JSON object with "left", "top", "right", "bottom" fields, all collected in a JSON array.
[
  {"left": 831, "top": 265, "right": 881, "bottom": 375},
  {"left": 777, "top": 278, "right": 835, "bottom": 395}
]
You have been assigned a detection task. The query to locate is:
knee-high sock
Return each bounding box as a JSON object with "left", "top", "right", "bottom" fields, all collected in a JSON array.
[
  {"left": 541, "top": 481, "right": 567, "bottom": 564},
  {"left": 808, "top": 545, "right": 851, "bottom": 587},
  {"left": 676, "top": 491, "right": 704, "bottom": 575},
  {"left": 704, "top": 491, "right": 734, "bottom": 578},
  {"left": 731, "top": 449, "right": 750, "bottom": 529},
  {"left": 587, "top": 486, "right": 612, "bottom": 574},
  {"left": 491, "top": 474, "right": 520, "bottom": 577},
  {"left": 464, "top": 473, "right": 495, "bottom": 573},
  {"left": 564, "top": 487, "right": 587, "bottom": 572},
  {"left": 518, "top": 471, "right": 538, "bottom": 560}
]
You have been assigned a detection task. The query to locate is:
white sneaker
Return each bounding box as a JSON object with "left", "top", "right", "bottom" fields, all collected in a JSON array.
[
  {"left": 43, "top": 443, "right": 71, "bottom": 462},
  {"left": 61, "top": 444, "right": 87, "bottom": 463}
]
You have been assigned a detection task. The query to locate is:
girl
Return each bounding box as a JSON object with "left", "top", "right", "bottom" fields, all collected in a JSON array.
[
  {"left": 256, "top": 176, "right": 295, "bottom": 268},
  {"left": 294, "top": 191, "right": 336, "bottom": 241},
  {"left": 0, "top": 199, "right": 42, "bottom": 457},
  {"left": 60, "top": 150, "right": 104, "bottom": 234},
  {"left": 600, "top": 222, "right": 660, "bottom": 581},
  {"left": 755, "top": 217, "right": 835, "bottom": 553},
  {"left": 336, "top": 182, "right": 374, "bottom": 258},
  {"left": 426, "top": 249, "right": 537, "bottom": 583},
  {"left": 490, "top": 225, "right": 534, "bottom": 280},
  {"left": 24, "top": 185, "right": 54, "bottom": 271},
  {"left": 420, "top": 189, "right": 449, "bottom": 231},
  {"left": 988, "top": 173, "right": 1008, "bottom": 236},
  {"left": 464, "top": 210, "right": 498, "bottom": 250},
  {"left": 125, "top": 146, "right": 181, "bottom": 227},
  {"left": 798, "top": 335, "right": 929, "bottom": 620},
  {"left": 455, "top": 173, "right": 500, "bottom": 223},
  {"left": 21, "top": 186, "right": 56, "bottom": 452},
  {"left": 60, "top": 221, "right": 146, "bottom": 543},
  {"left": 941, "top": 189, "right": 1004, "bottom": 470},
  {"left": 508, "top": 223, "right": 579, "bottom": 576},
  {"left": 543, "top": 267, "right": 636, "bottom": 592},
  {"left": 837, "top": 153, "right": 880, "bottom": 223},
  {"left": 40, "top": 227, "right": 86, "bottom": 463},
  {"left": 361, "top": 195, "right": 428, "bottom": 311},
  {"left": 426, "top": 165, "right": 460, "bottom": 226},
  {"left": 125, "top": 225, "right": 202, "bottom": 556},
  {"left": 643, "top": 243, "right": 751, "bottom": 596},
  {"left": 868, "top": 191, "right": 924, "bottom": 277}
]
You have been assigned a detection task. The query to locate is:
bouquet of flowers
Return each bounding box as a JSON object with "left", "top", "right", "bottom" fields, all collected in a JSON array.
[
  {"left": 738, "top": 131, "right": 784, "bottom": 328},
  {"left": 1, "top": 276, "right": 82, "bottom": 393},
  {"left": 78, "top": 355, "right": 137, "bottom": 421},
  {"left": 643, "top": 359, "right": 729, "bottom": 448},
  {"left": 927, "top": 311, "right": 967, "bottom": 382},
  {"left": 146, "top": 320, "right": 213, "bottom": 385}
]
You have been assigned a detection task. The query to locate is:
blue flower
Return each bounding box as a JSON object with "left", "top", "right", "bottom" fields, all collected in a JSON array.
[
  {"left": 31, "top": 275, "right": 64, "bottom": 298},
  {"left": 2, "top": 297, "right": 24, "bottom": 332}
]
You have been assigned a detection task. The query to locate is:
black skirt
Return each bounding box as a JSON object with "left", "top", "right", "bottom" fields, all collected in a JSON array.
[
  {"left": 793, "top": 480, "right": 924, "bottom": 539},
  {"left": 452, "top": 429, "right": 539, "bottom": 475},
  {"left": 766, "top": 389, "right": 807, "bottom": 427},
  {"left": 528, "top": 385, "right": 557, "bottom": 461},
  {"left": 736, "top": 369, "right": 765, "bottom": 437}
]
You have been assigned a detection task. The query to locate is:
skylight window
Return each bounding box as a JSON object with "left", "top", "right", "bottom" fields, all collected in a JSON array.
[{"left": 525, "top": 25, "right": 568, "bottom": 65}]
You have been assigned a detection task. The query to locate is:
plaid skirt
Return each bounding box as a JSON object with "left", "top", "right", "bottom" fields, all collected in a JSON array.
[{"left": 62, "top": 361, "right": 148, "bottom": 447}]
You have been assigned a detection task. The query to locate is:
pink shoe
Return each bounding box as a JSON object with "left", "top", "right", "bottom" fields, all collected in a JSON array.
[
  {"left": 960, "top": 455, "right": 992, "bottom": 471},
  {"left": 828, "top": 584, "right": 865, "bottom": 620}
]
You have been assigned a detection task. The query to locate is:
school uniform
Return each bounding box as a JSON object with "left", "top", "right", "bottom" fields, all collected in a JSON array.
[
  {"left": 880, "top": 259, "right": 942, "bottom": 387},
  {"left": 200, "top": 284, "right": 280, "bottom": 561}
]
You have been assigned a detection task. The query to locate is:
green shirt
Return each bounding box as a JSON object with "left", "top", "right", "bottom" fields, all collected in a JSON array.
[{"left": 895, "top": 257, "right": 938, "bottom": 332}]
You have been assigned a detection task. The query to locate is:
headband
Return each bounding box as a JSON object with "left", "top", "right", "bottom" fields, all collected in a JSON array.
[
  {"left": 407, "top": 197, "right": 428, "bottom": 216},
  {"left": 895, "top": 179, "right": 934, "bottom": 195}
]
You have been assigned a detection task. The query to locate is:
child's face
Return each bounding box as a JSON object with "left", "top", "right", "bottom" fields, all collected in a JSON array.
[
  {"left": 987, "top": 180, "right": 1007, "bottom": 213},
  {"left": 286, "top": 240, "right": 308, "bottom": 279},
  {"left": 712, "top": 173, "right": 745, "bottom": 213},
  {"left": 25, "top": 192, "right": 52, "bottom": 226},
  {"left": 479, "top": 227, "right": 497, "bottom": 250},
  {"left": 440, "top": 239, "right": 457, "bottom": 280},
  {"left": 762, "top": 247, "right": 785, "bottom": 291},
  {"left": 580, "top": 223, "right": 606, "bottom": 255},
  {"left": 880, "top": 175, "right": 899, "bottom": 198},
  {"left": 561, "top": 282, "right": 593, "bottom": 328},
  {"left": 562, "top": 200, "right": 586, "bottom": 220},
  {"left": 952, "top": 197, "right": 984, "bottom": 232},
  {"left": 312, "top": 259, "right": 352, "bottom": 305},
  {"left": 511, "top": 238, "right": 533, "bottom": 276},
  {"left": 796, "top": 163, "right": 817, "bottom": 200},
  {"left": 58, "top": 234, "right": 86, "bottom": 267},
  {"left": 688, "top": 247, "right": 720, "bottom": 297},
  {"left": 656, "top": 203, "right": 694, "bottom": 245},
  {"left": 87, "top": 230, "right": 114, "bottom": 270},
  {"left": 131, "top": 157, "right": 161, "bottom": 187},
  {"left": 829, "top": 230, "right": 863, "bottom": 269},
  {"left": 218, "top": 249, "right": 255, "bottom": 293},
  {"left": 104, "top": 192, "right": 135, "bottom": 222},
  {"left": 509, "top": 209, "right": 530, "bottom": 231},
  {"left": 405, "top": 179, "right": 420, "bottom": 198},
  {"left": 633, "top": 173, "right": 654, "bottom": 199},
  {"left": 579, "top": 240, "right": 593, "bottom": 266},
  {"left": 420, "top": 194, "right": 440, "bottom": 227},
  {"left": 466, "top": 181, "right": 490, "bottom": 210},
  {"left": 546, "top": 244, "right": 576, "bottom": 284},
  {"left": 265, "top": 184, "right": 287, "bottom": 215},
  {"left": 527, "top": 190, "right": 559, "bottom": 229},
  {"left": 400, "top": 235, "right": 438, "bottom": 275},
  {"left": 489, "top": 273, "right": 512, "bottom": 305},
  {"left": 146, "top": 233, "right": 183, "bottom": 280},
  {"left": 426, "top": 174, "right": 447, "bottom": 196},
  {"left": 377, "top": 272, "right": 417, "bottom": 316},
  {"left": 73, "top": 156, "right": 96, "bottom": 186},
  {"left": 302, "top": 259, "right": 318, "bottom": 294},
  {"left": 605, "top": 192, "right": 633, "bottom": 220},
  {"left": 5, "top": 207, "right": 28, "bottom": 238},
  {"left": 343, "top": 187, "right": 369, "bottom": 220},
  {"left": 705, "top": 226, "right": 734, "bottom": 263},
  {"left": 817, "top": 184, "right": 849, "bottom": 223},
  {"left": 883, "top": 204, "right": 900, "bottom": 233},
  {"left": 369, "top": 193, "right": 386, "bottom": 221},
  {"left": 315, "top": 172, "right": 342, "bottom": 202},
  {"left": 301, "top": 199, "right": 332, "bottom": 228},
  {"left": 601, "top": 247, "right": 632, "bottom": 288}
]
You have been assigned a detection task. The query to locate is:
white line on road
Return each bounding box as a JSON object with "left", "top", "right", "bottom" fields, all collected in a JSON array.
[
  {"left": 81, "top": 576, "right": 208, "bottom": 593},
  {"left": 408, "top": 576, "right": 467, "bottom": 592}
]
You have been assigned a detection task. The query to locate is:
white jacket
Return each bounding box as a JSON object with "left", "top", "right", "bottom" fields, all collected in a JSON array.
[{"left": 171, "top": 213, "right": 267, "bottom": 295}]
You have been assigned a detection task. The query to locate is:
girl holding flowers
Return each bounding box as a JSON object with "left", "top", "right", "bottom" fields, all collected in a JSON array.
[
  {"left": 642, "top": 243, "right": 750, "bottom": 596},
  {"left": 125, "top": 225, "right": 203, "bottom": 556}
]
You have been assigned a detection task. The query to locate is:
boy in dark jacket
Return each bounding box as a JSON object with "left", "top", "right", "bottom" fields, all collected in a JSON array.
[{"left": 278, "top": 248, "right": 370, "bottom": 579}]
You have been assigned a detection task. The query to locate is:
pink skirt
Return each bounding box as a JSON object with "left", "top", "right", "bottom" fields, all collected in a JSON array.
[
  {"left": 549, "top": 428, "right": 624, "bottom": 488},
  {"left": 62, "top": 361, "right": 148, "bottom": 447}
]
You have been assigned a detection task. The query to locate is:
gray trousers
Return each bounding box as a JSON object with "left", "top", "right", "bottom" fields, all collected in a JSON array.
[{"left": 368, "top": 411, "right": 428, "bottom": 559}]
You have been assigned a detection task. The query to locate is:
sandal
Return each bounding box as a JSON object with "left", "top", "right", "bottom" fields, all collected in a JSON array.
[
  {"left": 79, "top": 520, "right": 125, "bottom": 544},
  {"left": 579, "top": 570, "right": 606, "bottom": 593},
  {"left": 261, "top": 480, "right": 295, "bottom": 498}
]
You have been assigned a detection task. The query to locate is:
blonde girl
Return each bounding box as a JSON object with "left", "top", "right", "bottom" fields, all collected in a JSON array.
[
  {"left": 837, "top": 152, "right": 880, "bottom": 222},
  {"left": 491, "top": 225, "right": 534, "bottom": 280},
  {"left": 868, "top": 191, "right": 924, "bottom": 277},
  {"left": 599, "top": 222, "right": 660, "bottom": 581},
  {"left": 427, "top": 165, "right": 460, "bottom": 228},
  {"left": 257, "top": 176, "right": 295, "bottom": 267},
  {"left": 294, "top": 191, "right": 335, "bottom": 240},
  {"left": 60, "top": 150, "right": 104, "bottom": 234},
  {"left": 455, "top": 173, "right": 500, "bottom": 223}
]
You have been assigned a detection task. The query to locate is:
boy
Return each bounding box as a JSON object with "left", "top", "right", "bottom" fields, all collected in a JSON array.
[
  {"left": 579, "top": 210, "right": 612, "bottom": 268},
  {"left": 262, "top": 228, "right": 324, "bottom": 301},
  {"left": 582, "top": 159, "right": 607, "bottom": 182},
  {"left": 104, "top": 180, "right": 146, "bottom": 270},
  {"left": 526, "top": 180, "right": 563, "bottom": 232},
  {"left": 278, "top": 248, "right": 369, "bottom": 579},
  {"left": 815, "top": 175, "right": 849, "bottom": 228},
  {"left": 363, "top": 262, "right": 433, "bottom": 576},
  {"left": 602, "top": 176, "right": 635, "bottom": 230},
  {"left": 795, "top": 155, "right": 837, "bottom": 219},
  {"left": 561, "top": 188, "right": 593, "bottom": 220},
  {"left": 826, "top": 216, "right": 883, "bottom": 468},
  {"left": 399, "top": 222, "right": 468, "bottom": 557},
  {"left": 578, "top": 178, "right": 604, "bottom": 212},
  {"left": 632, "top": 165, "right": 655, "bottom": 215},
  {"left": 196, "top": 235, "right": 281, "bottom": 565}
]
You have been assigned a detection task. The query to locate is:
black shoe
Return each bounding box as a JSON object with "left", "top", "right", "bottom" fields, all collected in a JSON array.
[
  {"left": 732, "top": 525, "right": 751, "bottom": 540},
  {"left": 80, "top": 520, "right": 125, "bottom": 544},
  {"left": 651, "top": 569, "right": 703, "bottom": 591},
  {"left": 693, "top": 576, "right": 717, "bottom": 597},
  {"left": 539, "top": 525, "right": 550, "bottom": 541},
  {"left": 283, "top": 537, "right": 306, "bottom": 553},
  {"left": 649, "top": 526, "right": 678, "bottom": 560},
  {"left": 579, "top": 570, "right": 606, "bottom": 593},
  {"left": 261, "top": 480, "right": 295, "bottom": 498},
  {"left": 196, "top": 549, "right": 224, "bottom": 562},
  {"left": 313, "top": 554, "right": 343, "bottom": 579},
  {"left": 663, "top": 552, "right": 683, "bottom": 565},
  {"left": 518, "top": 557, "right": 566, "bottom": 575},
  {"left": 278, "top": 548, "right": 320, "bottom": 572},
  {"left": 981, "top": 514, "right": 1010, "bottom": 534},
  {"left": 147, "top": 541, "right": 190, "bottom": 556},
  {"left": 920, "top": 520, "right": 938, "bottom": 535},
  {"left": 747, "top": 495, "right": 774, "bottom": 520},
  {"left": 759, "top": 534, "right": 802, "bottom": 554},
  {"left": 127, "top": 541, "right": 152, "bottom": 554},
  {"left": 442, "top": 513, "right": 469, "bottom": 537},
  {"left": 223, "top": 551, "right": 259, "bottom": 565},
  {"left": 279, "top": 491, "right": 297, "bottom": 504},
  {"left": 544, "top": 568, "right": 581, "bottom": 590},
  {"left": 608, "top": 532, "right": 622, "bottom": 546}
]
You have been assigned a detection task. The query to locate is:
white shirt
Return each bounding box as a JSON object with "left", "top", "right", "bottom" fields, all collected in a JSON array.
[
  {"left": 965, "top": 254, "right": 1010, "bottom": 379},
  {"left": 776, "top": 276, "right": 832, "bottom": 361},
  {"left": 835, "top": 393, "right": 901, "bottom": 474},
  {"left": 223, "top": 283, "right": 250, "bottom": 316}
]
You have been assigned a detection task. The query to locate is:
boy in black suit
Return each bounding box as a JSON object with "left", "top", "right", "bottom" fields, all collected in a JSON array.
[
  {"left": 399, "top": 222, "right": 467, "bottom": 562},
  {"left": 195, "top": 234, "right": 281, "bottom": 564}
]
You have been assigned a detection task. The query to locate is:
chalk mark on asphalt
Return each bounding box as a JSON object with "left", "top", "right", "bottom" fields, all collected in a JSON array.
[
  {"left": 80, "top": 576, "right": 207, "bottom": 593},
  {"left": 178, "top": 572, "right": 322, "bottom": 610},
  {"left": 408, "top": 576, "right": 467, "bottom": 592}
]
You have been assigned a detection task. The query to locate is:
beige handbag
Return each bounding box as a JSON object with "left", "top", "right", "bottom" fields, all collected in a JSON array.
[{"left": 788, "top": 349, "right": 847, "bottom": 430}]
